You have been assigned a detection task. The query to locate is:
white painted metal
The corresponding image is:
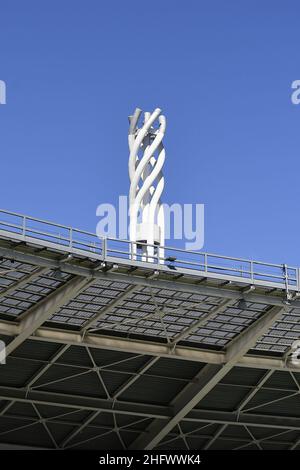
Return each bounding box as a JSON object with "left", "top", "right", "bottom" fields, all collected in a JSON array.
[{"left": 128, "top": 108, "right": 166, "bottom": 261}]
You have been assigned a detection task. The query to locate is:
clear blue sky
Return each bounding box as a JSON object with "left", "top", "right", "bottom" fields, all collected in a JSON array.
[{"left": 0, "top": 1, "right": 299, "bottom": 265}]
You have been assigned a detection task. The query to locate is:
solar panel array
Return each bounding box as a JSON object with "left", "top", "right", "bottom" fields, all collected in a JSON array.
[
  {"left": 1, "top": 227, "right": 300, "bottom": 450},
  {"left": 0, "top": 256, "right": 297, "bottom": 354}
]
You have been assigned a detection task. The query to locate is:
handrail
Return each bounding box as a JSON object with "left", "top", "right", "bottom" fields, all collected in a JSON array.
[{"left": 0, "top": 208, "right": 298, "bottom": 288}]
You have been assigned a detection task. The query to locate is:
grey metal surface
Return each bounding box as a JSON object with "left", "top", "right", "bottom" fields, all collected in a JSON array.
[
  {"left": 0, "top": 209, "right": 299, "bottom": 450},
  {"left": 130, "top": 305, "right": 285, "bottom": 449},
  {"left": 0, "top": 339, "right": 300, "bottom": 450}
]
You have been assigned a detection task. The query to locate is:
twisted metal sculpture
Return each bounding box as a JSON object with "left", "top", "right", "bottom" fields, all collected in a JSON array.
[{"left": 128, "top": 107, "right": 166, "bottom": 261}]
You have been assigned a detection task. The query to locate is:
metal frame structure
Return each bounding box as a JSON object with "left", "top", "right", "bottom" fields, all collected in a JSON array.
[{"left": 0, "top": 209, "right": 300, "bottom": 450}]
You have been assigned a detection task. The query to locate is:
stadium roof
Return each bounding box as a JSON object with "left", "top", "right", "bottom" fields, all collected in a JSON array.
[{"left": 0, "top": 209, "right": 300, "bottom": 450}]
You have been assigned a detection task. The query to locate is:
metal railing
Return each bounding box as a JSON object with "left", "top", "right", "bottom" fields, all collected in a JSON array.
[{"left": 0, "top": 209, "right": 298, "bottom": 289}]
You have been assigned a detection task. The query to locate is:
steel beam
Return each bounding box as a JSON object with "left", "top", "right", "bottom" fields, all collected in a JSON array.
[
  {"left": 235, "top": 370, "right": 274, "bottom": 414},
  {"left": 0, "top": 232, "right": 292, "bottom": 293},
  {"left": 0, "top": 267, "right": 48, "bottom": 299},
  {"left": 129, "top": 306, "right": 285, "bottom": 449},
  {"left": 60, "top": 410, "right": 101, "bottom": 448},
  {"left": 290, "top": 438, "right": 300, "bottom": 449},
  {"left": 0, "top": 245, "right": 295, "bottom": 308},
  {"left": 60, "top": 356, "right": 159, "bottom": 448},
  {"left": 82, "top": 285, "right": 140, "bottom": 331},
  {"left": 0, "top": 319, "right": 297, "bottom": 372},
  {"left": 112, "top": 356, "right": 159, "bottom": 400},
  {"left": 25, "top": 344, "right": 70, "bottom": 389},
  {"left": 5, "top": 276, "right": 92, "bottom": 356},
  {"left": 0, "top": 443, "right": 48, "bottom": 450},
  {"left": 203, "top": 424, "right": 227, "bottom": 449},
  {"left": 0, "top": 385, "right": 168, "bottom": 419},
  {"left": 186, "top": 408, "right": 300, "bottom": 431},
  {"left": 171, "top": 299, "right": 232, "bottom": 345},
  {"left": 1, "top": 385, "right": 300, "bottom": 435}
]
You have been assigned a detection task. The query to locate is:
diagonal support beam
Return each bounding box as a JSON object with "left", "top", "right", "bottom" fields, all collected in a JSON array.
[
  {"left": 171, "top": 299, "right": 232, "bottom": 345},
  {"left": 6, "top": 276, "right": 93, "bottom": 356},
  {"left": 235, "top": 370, "right": 274, "bottom": 415},
  {"left": 82, "top": 284, "right": 140, "bottom": 331},
  {"left": 60, "top": 355, "right": 159, "bottom": 448},
  {"left": 0, "top": 267, "right": 48, "bottom": 299},
  {"left": 112, "top": 356, "right": 159, "bottom": 400},
  {"left": 204, "top": 423, "right": 227, "bottom": 449},
  {"left": 130, "top": 305, "right": 285, "bottom": 449},
  {"left": 60, "top": 410, "right": 101, "bottom": 448},
  {"left": 25, "top": 344, "right": 70, "bottom": 389}
]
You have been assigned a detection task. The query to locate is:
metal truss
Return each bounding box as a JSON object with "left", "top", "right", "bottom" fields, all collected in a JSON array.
[
  {"left": 0, "top": 231, "right": 300, "bottom": 450},
  {"left": 1, "top": 319, "right": 298, "bottom": 372},
  {"left": 6, "top": 276, "right": 93, "bottom": 356},
  {"left": 0, "top": 244, "right": 299, "bottom": 309},
  {"left": 130, "top": 306, "right": 285, "bottom": 449},
  {"left": 0, "top": 267, "right": 48, "bottom": 299},
  {"left": 0, "top": 382, "right": 300, "bottom": 449}
]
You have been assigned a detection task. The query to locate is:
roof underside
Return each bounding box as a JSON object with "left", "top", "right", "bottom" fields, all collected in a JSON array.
[{"left": 0, "top": 226, "right": 300, "bottom": 450}]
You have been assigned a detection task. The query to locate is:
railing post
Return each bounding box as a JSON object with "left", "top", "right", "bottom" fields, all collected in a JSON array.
[
  {"left": 130, "top": 241, "right": 133, "bottom": 261},
  {"left": 297, "top": 268, "right": 300, "bottom": 292},
  {"left": 22, "top": 216, "right": 26, "bottom": 237},
  {"left": 69, "top": 228, "right": 73, "bottom": 249},
  {"left": 204, "top": 253, "right": 208, "bottom": 273},
  {"left": 283, "top": 263, "right": 289, "bottom": 294},
  {"left": 102, "top": 237, "right": 107, "bottom": 260},
  {"left": 250, "top": 260, "right": 254, "bottom": 283}
]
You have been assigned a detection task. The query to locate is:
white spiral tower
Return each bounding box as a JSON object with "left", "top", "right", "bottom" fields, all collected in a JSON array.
[{"left": 128, "top": 107, "right": 166, "bottom": 261}]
